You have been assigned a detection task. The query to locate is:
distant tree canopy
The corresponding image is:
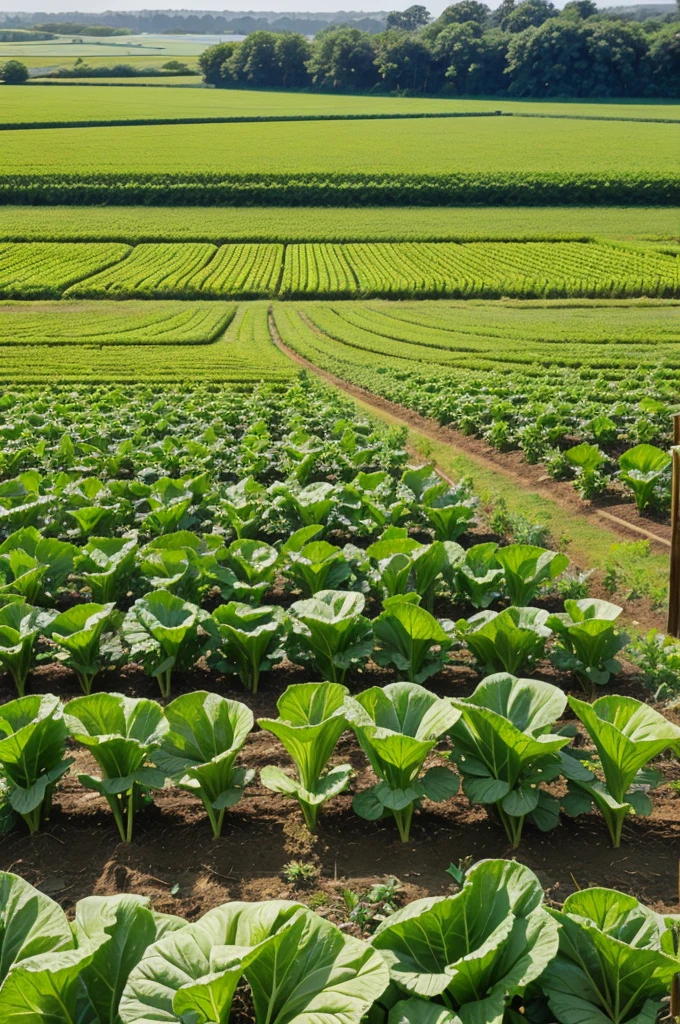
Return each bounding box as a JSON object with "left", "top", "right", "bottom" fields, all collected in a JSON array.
[
  {"left": 0, "top": 60, "right": 29, "bottom": 84},
  {"left": 199, "top": 4, "right": 680, "bottom": 96}
]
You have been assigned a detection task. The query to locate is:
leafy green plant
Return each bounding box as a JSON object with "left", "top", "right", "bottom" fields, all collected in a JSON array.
[
  {"left": 223, "top": 538, "right": 279, "bottom": 603},
  {"left": 367, "top": 531, "right": 448, "bottom": 611},
  {"left": 495, "top": 543, "right": 569, "bottom": 606},
  {"left": 619, "top": 443, "right": 671, "bottom": 513},
  {"left": 219, "top": 475, "right": 265, "bottom": 538},
  {"left": 47, "top": 602, "right": 116, "bottom": 695},
  {"left": 0, "top": 694, "right": 71, "bottom": 834},
  {"left": 285, "top": 539, "right": 351, "bottom": 596},
  {"left": 281, "top": 860, "right": 318, "bottom": 884},
  {"left": 371, "top": 858, "right": 559, "bottom": 1022},
  {"left": 547, "top": 598, "right": 629, "bottom": 696},
  {"left": 0, "top": 602, "right": 54, "bottom": 697},
  {"left": 565, "top": 442, "right": 608, "bottom": 498},
  {"left": 121, "top": 591, "right": 210, "bottom": 697},
  {"left": 0, "top": 872, "right": 185, "bottom": 1023},
  {"left": 458, "top": 606, "right": 552, "bottom": 676},
  {"left": 627, "top": 628, "right": 680, "bottom": 701},
  {"left": 259, "top": 682, "right": 351, "bottom": 832},
  {"left": 210, "top": 601, "right": 285, "bottom": 693},
  {"left": 65, "top": 692, "right": 168, "bottom": 842},
  {"left": 372, "top": 596, "right": 454, "bottom": 684},
  {"left": 0, "top": 528, "right": 79, "bottom": 605},
  {"left": 288, "top": 589, "right": 373, "bottom": 683},
  {"left": 451, "top": 542, "right": 503, "bottom": 609},
  {"left": 119, "top": 899, "right": 388, "bottom": 1024},
  {"left": 155, "top": 690, "right": 253, "bottom": 838},
  {"left": 542, "top": 887, "right": 680, "bottom": 1024},
  {"left": 75, "top": 536, "right": 138, "bottom": 603},
  {"left": 344, "top": 681, "right": 459, "bottom": 842},
  {"left": 449, "top": 673, "right": 569, "bottom": 848},
  {"left": 422, "top": 493, "right": 475, "bottom": 543},
  {"left": 562, "top": 694, "right": 680, "bottom": 848}
]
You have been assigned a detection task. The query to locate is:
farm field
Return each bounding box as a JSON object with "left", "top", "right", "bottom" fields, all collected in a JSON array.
[
  {"left": 1, "top": 204, "right": 674, "bottom": 242},
  {"left": 4, "top": 84, "right": 680, "bottom": 124},
  {"left": 0, "top": 32, "right": 223, "bottom": 58},
  {"left": 0, "top": 240, "right": 677, "bottom": 299},
  {"left": 3, "top": 116, "right": 675, "bottom": 176}
]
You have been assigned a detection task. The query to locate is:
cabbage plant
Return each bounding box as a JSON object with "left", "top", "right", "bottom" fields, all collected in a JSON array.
[
  {"left": 542, "top": 887, "right": 680, "bottom": 1023},
  {"left": 495, "top": 544, "right": 569, "bottom": 606},
  {"left": 451, "top": 542, "right": 503, "bottom": 609},
  {"left": 284, "top": 539, "right": 352, "bottom": 596},
  {"left": 422, "top": 495, "right": 476, "bottom": 543},
  {"left": 210, "top": 602, "right": 286, "bottom": 693},
  {"left": 119, "top": 899, "right": 388, "bottom": 1024},
  {"left": 619, "top": 443, "right": 671, "bottom": 512},
  {"left": 0, "top": 602, "right": 54, "bottom": 697},
  {"left": 48, "top": 602, "right": 116, "bottom": 695},
  {"left": 547, "top": 598, "right": 629, "bottom": 696},
  {"left": 155, "top": 691, "right": 253, "bottom": 838},
  {"left": 345, "top": 682, "right": 459, "bottom": 842},
  {"left": 121, "top": 591, "right": 210, "bottom": 697},
  {"left": 563, "top": 694, "right": 680, "bottom": 848},
  {"left": 288, "top": 589, "right": 373, "bottom": 683},
  {"left": 65, "top": 692, "right": 168, "bottom": 842},
  {"left": 367, "top": 531, "right": 448, "bottom": 611},
  {"left": 0, "top": 694, "right": 71, "bottom": 834},
  {"left": 458, "top": 606, "right": 552, "bottom": 676},
  {"left": 223, "top": 538, "right": 279, "bottom": 603},
  {"left": 450, "top": 673, "right": 569, "bottom": 847},
  {"left": 0, "top": 872, "right": 185, "bottom": 1023},
  {"left": 0, "top": 528, "right": 79, "bottom": 606},
  {"left": 373, "top": 596, "right": 455, "bottom": 684},
  {"left": 75, "top": 536, "right": 138, "bottom": 603},
  {"left": 371, "top": 858, "right": 559, "bottom": 1022},
  {"left": 259, "top": 682, "right": 351, "bottom": 832},
  {"left": 219, "top": 475, "right": 265, "bottom": 538}
]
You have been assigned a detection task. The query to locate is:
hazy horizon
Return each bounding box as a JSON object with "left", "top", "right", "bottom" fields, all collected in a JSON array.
[{"left": 3, "top": 0, "right": 668, "bottom": 14}]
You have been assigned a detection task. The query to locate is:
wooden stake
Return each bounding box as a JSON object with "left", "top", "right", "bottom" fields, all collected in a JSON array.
[{"left": 667, "top": 415, "right": 680, "bottom": 638}]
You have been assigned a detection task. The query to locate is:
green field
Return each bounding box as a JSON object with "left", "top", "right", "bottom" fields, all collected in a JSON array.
[
  {"left": 0, "top": 33, "right": 221, "bottom": 58},
  {"left": 2, "top": 116, "right": 675, "bottom": 176},
  {"left": 0, "top": 301, "right": 295, "bottom": 382},
  {"left": 0, "top": 205, "right": 674, "bottom": 242},
  {"left": 2, "top": 85, "right": 678, "bottom": 124}
]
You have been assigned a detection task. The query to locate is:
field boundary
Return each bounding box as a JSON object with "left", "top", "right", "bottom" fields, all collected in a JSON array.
[{"left": 267, "top": 306, "right": 672, "bottom": 554}]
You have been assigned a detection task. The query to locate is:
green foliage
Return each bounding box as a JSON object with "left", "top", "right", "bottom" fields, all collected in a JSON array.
[
  {"left": 495, "top": 543, "right": 569, "bottom": 605},
  {"left": 288, "top": 589, "right": 373, "bottom": 684},
  {"left": 121, "top": 591, "right": 210, "bottom": 697},
  {"left": 0, "top": 528, "right": 79, "bottom": 605},
  {"left": 65, "top": 692, "right": 167, "bottom": 842},
  {"left": 458, "top": 606, "right": 552, "bottom": 675},
  {"left": 259, "top": 681, "right": 351, "bottom": 832},
  {"left": 209, "top": 602, "right": 285, "bottom": 693},
  {"left": 0, "top": 602, "right": 54, "bottom": 697},
  {"left": 345, "top": 681, "right": 459, "bottom": 842},
  {"left": 627, "top": 628, "right": 680, "bottom": 701},
  {"left": 619, "top": 442, "right": 671, "bottom": 512},
  {"left": 155, "top": 691, "right": 253, "bottom": 837},
  {"left": 372, "top": 596, "right": 455, "bottom": 683},
  {"left": 48, "top": 602, "right": 116, "bottom": 694},
  {"left": 547, "top": 598, "right": 628, "bottom": 695},
  {"left": 75, "top": 537, "right": 138, "bottom": 602}
]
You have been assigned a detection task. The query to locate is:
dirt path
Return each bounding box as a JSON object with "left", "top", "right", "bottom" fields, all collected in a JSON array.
[{"left": 268, "top": 308, "right": 671, "bottom": 553}]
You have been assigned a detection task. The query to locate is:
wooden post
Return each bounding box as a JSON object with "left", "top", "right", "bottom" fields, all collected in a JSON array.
[{"left": 667, "top": 414, "right": 680, "bottom": 638}]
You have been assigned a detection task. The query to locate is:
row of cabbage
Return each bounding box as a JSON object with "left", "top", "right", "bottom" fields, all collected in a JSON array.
[
  {"left": 273, "top": 306, "right": 676, "bottom": 512},
  {"left": 2, "top": 853, "right": 678, "bottom": 1024},
  {"left": 2, "top": 675, "right": 677, "bottom": 849},
  {"left": 0, "top": 240, "right": 678, "bottom": 299}
]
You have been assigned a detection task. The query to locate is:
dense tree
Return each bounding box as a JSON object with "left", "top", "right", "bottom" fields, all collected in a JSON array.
[
  {"left": 374, "top": 30, "right": 432, "bottom": 90},
  {"left": 425, "top": 0, "right": 491, "bottom": 40},
  {"left": 385, "top": 5, "right": 431, "bottom": 32},
  {"left": 562, "top": 0, "right": 598, "bottom": 18},
  {"left": 275, "top": 33, "right": 312, "bottom": 88},
  {"left": 0, "top": 60, "right": 29, "bottom": 83},
  {"left": 647, "top": 24, "right": 680, "bottom": 95},
  {"left": 504, "top": 0, "right": 557, "bottom": 33},
  {"left": 198, "top": 42, "right": 237, "bottom": 85},
  {"left": 306, "top": 27, "right": 380, "bottom": 90}
]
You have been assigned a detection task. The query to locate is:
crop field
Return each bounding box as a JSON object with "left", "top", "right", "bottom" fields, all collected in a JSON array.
[
  {"left": 1, "top": 240, "right": 677, "bottom": 299},
  {"left": 4, "top": 84, "right": 680, "bottom": 126},
  {"left": 1, "top": 205, "right": 675, "bottom": 243}
]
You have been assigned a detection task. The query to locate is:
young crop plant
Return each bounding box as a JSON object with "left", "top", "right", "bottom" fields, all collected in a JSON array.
[
  {"left": 562, "top": 694, "right": 680, "bottom": 848},
  {"left": 223, "top": 538, "right": 279, "bottom": 603},
  {"left": 542, "top": 887, "right": 680, "bottom": 1024},
  {"left": 121, "top": 591, "right": 211, "bottom": 698},
  {"left": 284, "top": 539, "right": 352, "bottom": 597},
  {"left": 47, "top": 602, "right": 116, "bottom": 695},
  {"left": 65, "top": 692, "right": 168, "bottom": 843},
  {"left": 288, "top": 589, "right": 374, "bottom": 684},
  {"left": 451, "top": 542, "right": 504, "bottom": 609},
  {"left": 619, "top": 443, "right": 671, "bottom": 512},
  {"left": 372, "top": 595, "right": 455, "bottom": 684},
  {"left": 0, "top": 527, "right": 79, "bottom": 606},
  {"left": 344, "top": 681, "right": 460, "bottom": 842},
  {"left": 494, "top": 544, "right": 569, "bottom": 606},
  {"left": 75, "top": 536, "right": 138, "bottom": 602},
  {"left": 366, "top": 529, "right": 452, "bottom": 611},
  {"left": 259, "top": 682, "right": 351, "bottom": 832},
  {"left": 0, "top": 694, "right": 71, "bottom": 834},
  {"left": 0, "top": 602, "right": 55, "bottom": 697},
  {"left": 154, "top": 691, "right": 254, "bottom": 838},
  {"left": 547, "top": 598, "right": 629, "bottom": 697},
  {"left": 370, "top": 858, "right": 559, "bottom": 1021},
  {"left": 457, "top": 606, "right": 552, "bottom": 676},
  {"left": 209, "top": 602, "right": 286, "bottom": 694},
  {"left": 119, "top": 898, "right": 388, "bottom": 1024},
  {"left": 449, "top": 673, "right": 569, "bottom": 848}
]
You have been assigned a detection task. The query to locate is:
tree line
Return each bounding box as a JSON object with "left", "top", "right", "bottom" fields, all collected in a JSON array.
[{"left": 199, "top": 1, "right": 680, "bottom": 98}]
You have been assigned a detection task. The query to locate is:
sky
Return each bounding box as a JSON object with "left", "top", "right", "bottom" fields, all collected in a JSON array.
[{"left": 2, "top": 0, "right": 663, "bottom": 14}]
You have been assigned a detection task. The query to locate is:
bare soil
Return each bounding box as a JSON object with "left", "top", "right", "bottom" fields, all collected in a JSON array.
[{"left": 2, "top": 657, "right": 679, "bottom": 922}]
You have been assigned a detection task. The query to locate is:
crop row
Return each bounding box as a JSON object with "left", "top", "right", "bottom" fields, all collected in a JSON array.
[
  {"left": 0, "top": 302, "right": 295, "bottom": 382},
  {"left": 1, "top": 241, "right": 678, "bottom": 300},
  {"left": 272, "top": 303, "right": 677, "bottom": 512},
  {"left": 0, "top": 170, "right": 678, "bottom": 206},
  {"left": 2, "top": 855, "right": 678, "bottom": 1024}
]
